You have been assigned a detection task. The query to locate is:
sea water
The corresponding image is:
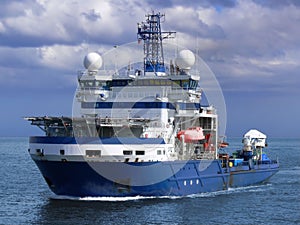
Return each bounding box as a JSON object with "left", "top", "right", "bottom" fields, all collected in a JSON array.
[{"left": 0, "top": 137, "right": 299, "bottom": 225}]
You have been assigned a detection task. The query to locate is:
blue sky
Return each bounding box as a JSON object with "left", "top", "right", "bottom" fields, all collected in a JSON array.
[{"left": 0, "top": 0, "right": 299, "bottom": 138}]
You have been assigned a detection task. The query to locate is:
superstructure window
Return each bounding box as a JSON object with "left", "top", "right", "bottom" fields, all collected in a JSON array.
[
  {"left": 60, "top": 149, "right": 65, "bottom": 155},
  {"left": 157, "top": 149, "right": 165, "bottom": 155},
  {"left": 86, "top": 150, "right": 101, "bottom": 157},
  {"left": 136, "top": 151, "right": 145, "bottom": 155},
  {"left": 123, "top": 150, "right": 133, "bottom": 155},
  {"left": 79, "top": 80, "right": 111, "bottom": 90}
]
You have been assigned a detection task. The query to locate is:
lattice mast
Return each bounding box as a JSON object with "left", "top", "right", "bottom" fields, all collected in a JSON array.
[{"left": 137, "top": 12, "right": 176, "bottom": 75}]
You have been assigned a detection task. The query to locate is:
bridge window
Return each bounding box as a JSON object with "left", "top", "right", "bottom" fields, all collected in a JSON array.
[
  {"left": 182, "top": 80, "right": 189, "bottom": 89},
  {"left": 189, "top": 79, "right": 198, "bottom": 89}
]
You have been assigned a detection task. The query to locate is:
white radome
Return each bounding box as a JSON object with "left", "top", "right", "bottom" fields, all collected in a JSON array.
[
  {"left": 175, "top": 49, "right": 195, "bottom": 69},
  {"left": 83, "top": 52, "right": 102, "bottom": 71}
]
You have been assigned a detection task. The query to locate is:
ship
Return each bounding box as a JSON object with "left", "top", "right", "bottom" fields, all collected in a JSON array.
[{"left": 25, "top": 12, "right": 279, "bottom": 197}]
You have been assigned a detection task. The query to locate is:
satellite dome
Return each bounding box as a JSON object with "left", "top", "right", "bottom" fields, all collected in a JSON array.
[
  {"left": 175, "top": 50, "right": 195, "bottom": 70},
  {"left": 83, "top": 52, "right": 102, "bottom": 71}
]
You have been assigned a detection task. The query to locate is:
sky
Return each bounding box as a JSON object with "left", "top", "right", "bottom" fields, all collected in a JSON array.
[{"left": 0, "top": 0, "right": 299, "bottom": 138}]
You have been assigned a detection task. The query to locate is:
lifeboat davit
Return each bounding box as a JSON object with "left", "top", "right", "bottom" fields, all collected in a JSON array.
[
  {"left": 177, "top": 127, "right": 205, "bottom": 143},
  {"left": 219, "top": 142, "right": 229, "bottom": 148}
]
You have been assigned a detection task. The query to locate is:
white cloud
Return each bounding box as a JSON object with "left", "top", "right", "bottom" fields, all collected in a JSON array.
[
  {"left": 0, "top": 22, "right": 5, "bottom": 33},
  {"left": 0, "top": 0, "right": 149, "bottom": 47},
  {"left": 180, "top": 0, "right": 300, "bottom": 92},
  {"left": 0, "top": 0, "right": 299, "bottom": 94},
  {"left": 36, "top": 44, "right": 87, "bottom": 70}
]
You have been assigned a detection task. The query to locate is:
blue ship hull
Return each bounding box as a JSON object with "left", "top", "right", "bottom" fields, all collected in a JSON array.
[{"left": 33, "top": 159, "right": 279, "bottom": 197}]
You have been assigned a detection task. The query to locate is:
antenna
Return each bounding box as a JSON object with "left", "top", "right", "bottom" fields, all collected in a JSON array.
[{"left": 137, "top": 12, "right": 176, "bottom": 76}]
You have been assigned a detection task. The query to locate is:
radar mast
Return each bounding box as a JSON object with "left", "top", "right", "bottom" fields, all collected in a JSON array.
[{"left": 137, "top": 12, "right": 176, "bottom": 75}]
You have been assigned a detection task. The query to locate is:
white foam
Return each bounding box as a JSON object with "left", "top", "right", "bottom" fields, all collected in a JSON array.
[
  {"left": 50, "top": 195, "right": 180, "bottom": 202},
  {"left": 79, "top": 196, "right": 158, "bottom": 201},
  {"left": 49, "top": 184, "right": 272, "bottom": 202}
]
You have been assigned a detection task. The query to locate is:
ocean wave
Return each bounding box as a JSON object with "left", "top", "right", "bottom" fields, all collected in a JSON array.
[
  {"left": 187, "top": 184, "right": 272, "bottom": 198},
  {"left": 277, "top": 168, "right": 300, "bottom": 175}
]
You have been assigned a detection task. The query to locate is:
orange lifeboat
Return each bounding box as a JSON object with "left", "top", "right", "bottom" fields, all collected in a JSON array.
[{"left": 177, "top": 127, "right": 205, "bottom": 143}]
